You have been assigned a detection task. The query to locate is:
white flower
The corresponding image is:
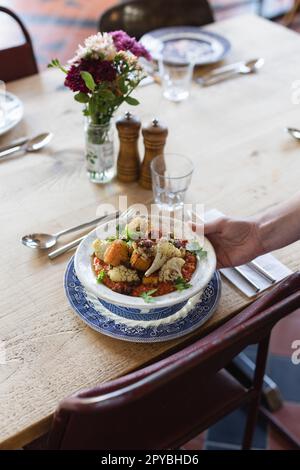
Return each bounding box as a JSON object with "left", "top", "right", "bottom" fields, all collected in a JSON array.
[
  {"left": 69, "top": 32, "right": 117, "bottom": 64},
  {"left": 116, "top": 50, "right": 138, "bottom": 66}
]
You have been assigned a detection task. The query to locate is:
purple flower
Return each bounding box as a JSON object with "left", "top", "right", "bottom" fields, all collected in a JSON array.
[
  {"left": 110, "top": 30, "right": 151, "bottom": 61},
  {"left": 65, "top": 59, "right": 117, "bottom": 92},
  {"left": 64, "top": 64, "right": 88, "bottom": 93}
]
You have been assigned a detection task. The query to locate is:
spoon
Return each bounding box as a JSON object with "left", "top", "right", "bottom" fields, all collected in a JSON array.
[
  {"left": 21, "top": 211, "right": 119, "bottom": 250},
  {"left": 285, "top": 127, "right": 300, "bottom": 141},
  {"left": 196, "top": 58, "right": 265, "bottom": 86},
  {"left": 0, "top": 132, "right": 53, "bottom": 160}
]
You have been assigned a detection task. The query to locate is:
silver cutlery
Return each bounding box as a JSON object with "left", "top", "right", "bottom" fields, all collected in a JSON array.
[
  {"left": 48, "top": 207, "right": 136, "bottom": 259},
  {"left": 247, "top": 260, "right": 276, "bottom": 284},
  {"left": 48, "top": 235, "right": 86, "bottom": 260},
  {"left": 233, "top": 266, "right": 261, "bottom": 293},
  {"left": 285, "top": 127, "right": 300, "bottom": 141},
  {"left": 195, "top": 58, "right": 264, "bottom": 87},
  {"left": 0, "top": 136, "right": 28, "bottom": 153},
  {"left": 22, "top": 211, "right": 119, "bottom": 250},
  {"left": 0, "top": 132, "right": 53, "bottom": 160}
]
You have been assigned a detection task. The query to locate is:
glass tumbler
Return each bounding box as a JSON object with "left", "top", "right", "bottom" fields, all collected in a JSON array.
[
  {"left": 151, "top": 153, "right": 194, "bottom": 211},
  {"left": 159, "top": 55, "right": 194, "bottom": 102}
]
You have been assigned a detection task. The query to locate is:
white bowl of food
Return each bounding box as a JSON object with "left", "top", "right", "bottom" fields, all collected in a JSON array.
[{"left": 74, "top": 215, "right": 216, "bottom": 315}]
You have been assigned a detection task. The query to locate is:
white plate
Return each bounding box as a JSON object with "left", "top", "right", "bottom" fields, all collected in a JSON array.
[
  {"left": 74, "top": 216, "right": 216, "bottom": 311},
  {"left": 0, "top": 92, "right": 23, "bottom": 136},
  {"left": 140, "top": 26, "right": 231, "bottom": 65}
]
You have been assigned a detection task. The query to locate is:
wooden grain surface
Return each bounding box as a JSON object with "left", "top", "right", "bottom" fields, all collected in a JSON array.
[{"left": 1, "top": 14, "right": 300, "bottom": 449}]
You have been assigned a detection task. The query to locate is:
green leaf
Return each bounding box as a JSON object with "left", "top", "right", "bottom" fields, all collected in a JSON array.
[
  {"left": 74, "top": 92, "right": 89, "bottom": 103},
  {"left": 198, "top": 249, "right": 208, "bottom": 260},
  {"left": 80, "top": 71, "right": 96, "bottom": 91},
  {"left": 118, "top": 77, "right": 128, "bottom": 94},
  {"left": 99, "top": 90, "right": 115, "bottom": 101},
  {"left": 106, "top": 235, "right": 118, "bottom": 242},
  {"left": 97, "top": 270, "right": 106, "bottom": 283},
  {"left": 47, "top": 58, "right": 67, "bottom": 74},
  {"left": 125, "top": 96, "right": 139, "bottom": 106},
  {"left": 140, "top": 288, "right": 158, "bottom": 303},
  {"left": 175, "top": 277, "right": 192, "bottom": 291},
  {"left": 186, "top": 239, "right": 207, "bottom": 260}
]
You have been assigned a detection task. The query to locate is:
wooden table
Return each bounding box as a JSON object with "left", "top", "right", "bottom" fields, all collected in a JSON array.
[{"left": 1, "top": 13, "right": 300, "bottom": 449}]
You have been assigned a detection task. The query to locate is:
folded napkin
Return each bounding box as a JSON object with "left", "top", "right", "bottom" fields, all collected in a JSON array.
[{"left": 204, "top": 209, "right": 292, "bottom": 298}]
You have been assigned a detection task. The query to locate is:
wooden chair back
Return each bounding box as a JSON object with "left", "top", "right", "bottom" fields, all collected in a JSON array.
[
  {"left": 47, "top": 272, "right": 300, "bottom": 450},
  {"left": 0, "top": 7, "right": 38, "bottom": 82},
  {"left": 99, "top": 0, "right": 214, "bottom": 39}
]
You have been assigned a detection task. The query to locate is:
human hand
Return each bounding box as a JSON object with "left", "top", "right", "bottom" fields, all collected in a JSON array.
[{"left": 201, "top": 217, "right": 265, "bottom": 268}]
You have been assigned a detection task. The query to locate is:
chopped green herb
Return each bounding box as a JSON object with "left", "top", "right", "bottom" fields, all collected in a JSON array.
[
  {"left": 140, "top": 288, "right": 158, "bottom": 303},
  {"left": 97, "top": 270, "right": 106, "bottom": 283},
  {"left": 186, "top": 239, "right": 207, "bottom": 260},
  {"left": 175, "top": 277, "right": 192, "bottom": 291},
  {"left": 106, "top": 235, "right": 118, "bottom": 242}
]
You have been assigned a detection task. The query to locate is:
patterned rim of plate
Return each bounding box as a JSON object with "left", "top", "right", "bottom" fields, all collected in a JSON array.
[
  {"left": 140, "top": 26, "right": 231, "bottom": 65},
  {"left": 64, "top": 257, "right": 221, "bottom": 343},
  {"left": 0, "top": 92, "right": 23, "bottom": 136}
]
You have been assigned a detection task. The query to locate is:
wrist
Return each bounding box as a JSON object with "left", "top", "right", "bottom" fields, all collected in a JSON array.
[
  {"left": 249, "top": 214, "right": 270, "bottom": 257},
  {"left": 255, "top": 212, "right": 280, "bottom": 255}
]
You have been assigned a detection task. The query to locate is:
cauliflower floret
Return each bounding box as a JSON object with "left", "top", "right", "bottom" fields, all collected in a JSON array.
[
  {"left": 93, "top": 239, "right": 111, "bottom": 261},
  {"left": 159, "top": 257, "right": 185, "bottom": 282},
  {"left": 127, "top": 216, "right": 149, "bottom": 239},
  {"left": 108, "top": 265, "right": 139, "bottom": 283},
  {"left": 145, "top": 240, "right": 183, "bottom": 277}
]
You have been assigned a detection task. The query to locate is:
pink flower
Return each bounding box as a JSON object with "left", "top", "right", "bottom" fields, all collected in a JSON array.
[
  {"left": 110, "top": 30, "right": 151, "bottom": 61},
  {"left": 64, "top": 59, "right": 117, "bottom": 93}
]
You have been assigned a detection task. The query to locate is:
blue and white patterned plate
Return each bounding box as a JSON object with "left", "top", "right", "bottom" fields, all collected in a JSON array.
[
  {"left": 140, "top": 26, "right": 231, "bottom": 65},
  {"left": 64, "top": 257, "right": 221, "bottom": 343}
]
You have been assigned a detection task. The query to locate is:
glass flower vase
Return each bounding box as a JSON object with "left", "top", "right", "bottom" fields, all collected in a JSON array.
[{"left": 84, "top": 118, "right": 115, "bottom": 184}]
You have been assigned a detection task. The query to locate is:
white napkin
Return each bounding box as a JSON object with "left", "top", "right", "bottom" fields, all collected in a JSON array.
[{"left": 204, "top": 209, "right": 292, "bottom": 298}]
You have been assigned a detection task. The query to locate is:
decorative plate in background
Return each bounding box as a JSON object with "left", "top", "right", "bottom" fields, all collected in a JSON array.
[
  {"left": 0, "top": 92, "right": 23, "bottom": 136},
  {"left": 64, "top": 257, "right": 221, "bottom": 343},
  {"left": 140, "top": 26, "right": 231, "bottom": 65}
]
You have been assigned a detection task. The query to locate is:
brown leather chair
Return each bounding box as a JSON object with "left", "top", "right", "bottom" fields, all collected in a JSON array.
[
  {"left": 0, "top": 7, "right": 38, "bottom": 82},
  {"left": 38, "top": 272, "right": 300, "bottom": 450},
  {"left": 99, "top": 0, "right": 214, "bottom": 39}
]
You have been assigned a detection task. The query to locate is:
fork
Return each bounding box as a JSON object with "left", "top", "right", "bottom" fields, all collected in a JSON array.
[{"left": 48, "top": 207, "right": 137, "bottom": 259}]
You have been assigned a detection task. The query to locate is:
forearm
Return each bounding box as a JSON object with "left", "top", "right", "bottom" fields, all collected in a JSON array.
[{"left": 256, "top": 192, "right": 300, "bottom": 254}]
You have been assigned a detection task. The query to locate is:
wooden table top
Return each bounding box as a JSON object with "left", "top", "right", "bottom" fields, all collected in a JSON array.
[{"left": 1, "top": 14, "right": 300, "bottom": 449}]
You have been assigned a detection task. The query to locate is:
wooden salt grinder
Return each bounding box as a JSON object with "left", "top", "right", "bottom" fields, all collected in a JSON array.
[
  {"left": 116, "top": 111, "right": 141, "bottom": 182},
  {"left": 139, "top": 118, "right": 168, "bottom": 190}
]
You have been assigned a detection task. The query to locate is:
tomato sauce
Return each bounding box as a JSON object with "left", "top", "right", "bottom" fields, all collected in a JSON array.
[{"left": 93, "top": 251, "right": 197, "bottom": 297}]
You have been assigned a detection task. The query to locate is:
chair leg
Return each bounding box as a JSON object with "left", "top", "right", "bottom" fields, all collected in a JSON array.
[{"left": 242, "top": 334, "right": 270, "bottom": 450}]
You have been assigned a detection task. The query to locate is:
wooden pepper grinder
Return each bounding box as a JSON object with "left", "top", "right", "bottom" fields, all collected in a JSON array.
[
  {"left": 139, "top": 118, "right": 168, "bottom": 189},
  {"left": 116, "top": 111, "right": 141, "bottom": 182}
]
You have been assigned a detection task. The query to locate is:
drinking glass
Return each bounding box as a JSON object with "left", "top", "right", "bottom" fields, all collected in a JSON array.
[
  {"left": 151, "top": 153, "right": 194, "bottom": 211},
  {"left": 159, "top": 55, "right": 194, "bottom": 102},
  {"left": 0, "top": 80, "right": 6, "bottom": 129}
]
